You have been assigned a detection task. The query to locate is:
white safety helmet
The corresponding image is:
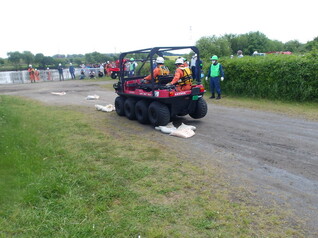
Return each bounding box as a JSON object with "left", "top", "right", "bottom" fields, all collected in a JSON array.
[
  {"left": 29, "top": 64, "right": 32, "bottom": 68},
  {"left": 59, "top": 63, "right": 61, "bottom": 66},
  {"left": 70, "top": 63, "right": 72, "bottom": 65},
  {"left": 175, "top": 58, "right": 184, "bottom": 64},
  {"left": 156, "top": 57, "right": 164, "bottom": 64}
]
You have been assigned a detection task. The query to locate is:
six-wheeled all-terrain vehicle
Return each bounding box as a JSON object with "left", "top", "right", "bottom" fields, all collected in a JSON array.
[{"left": 113, "top": 46, "right": 208, "bottom": 126}]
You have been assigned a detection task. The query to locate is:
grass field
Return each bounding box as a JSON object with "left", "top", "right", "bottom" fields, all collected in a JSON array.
[{"left": 0, "top": 94, "right": 308, "bottom": 237}]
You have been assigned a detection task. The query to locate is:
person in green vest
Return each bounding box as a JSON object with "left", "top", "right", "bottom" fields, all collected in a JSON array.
[
  {"left": 207, "top": 55, "right": 224, "bottom": 99},
  {"left": 129, "top": 58, "right": 137, "bottom": 77}
]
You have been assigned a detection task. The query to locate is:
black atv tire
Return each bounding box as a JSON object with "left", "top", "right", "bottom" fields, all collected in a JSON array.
[
  {"left": 124, "top": 98, "right": 137, "bottom": 120},
  {"left": 135, "top": 100, "right": 150, "bottom": 124},
  {"left": 148, "top": 101, "right": 170, "bottom": 126},
  {"left": 189, "top": 97, "right": 208, "bottom": 119},
  {"left": 111, "top": 72, "right": 117, "bottom": 79},
  {"left": 115, "top": 96, "right": 126, "bottom": 116}
]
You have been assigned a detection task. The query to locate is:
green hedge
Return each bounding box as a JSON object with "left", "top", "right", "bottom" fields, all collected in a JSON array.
[{"left": 212, "top": 55, "right": 318, "bottom": 102}]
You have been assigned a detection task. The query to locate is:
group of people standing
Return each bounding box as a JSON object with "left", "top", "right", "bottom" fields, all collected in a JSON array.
[
  {"left": 57, "top": 63, "right": 76, "bottom": 81},
  {"left": 27, "top": 63, "right": 78, "bottom": 82},
  {"left": 143, "top": 54, "right": 225, "bottom": 99},
  {"left": 27, "top": 54, "right": 226, "bottom": 99},
  {"left": 27, "top": 65, "right": 41, "bottom": 83},
  {"left": 123, "top": 58, "right": 138, "bottom": 77},
  {"left": 190, "top": 53, "right": 225, "bottom": 99}
]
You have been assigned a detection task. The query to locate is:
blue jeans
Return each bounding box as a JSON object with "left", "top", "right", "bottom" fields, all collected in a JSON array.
[{"left": 210, "top": 77, "right": 221, "bottom": 95}]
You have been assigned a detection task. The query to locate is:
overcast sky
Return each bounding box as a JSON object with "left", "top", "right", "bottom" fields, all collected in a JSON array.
[{"left": 1, "top": 0, "right": 317, "bottom": 58}]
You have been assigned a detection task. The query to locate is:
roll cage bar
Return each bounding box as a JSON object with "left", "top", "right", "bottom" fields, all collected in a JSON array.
[{"left": 118, "top": 46, "right": 201, "bottom": 84}]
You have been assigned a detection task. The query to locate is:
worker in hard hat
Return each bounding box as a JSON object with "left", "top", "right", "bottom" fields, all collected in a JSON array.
[
  {"left": 34, "top": 68, "right": 40, "bottom": 81},
  {"left": 143, "top": 57, "right": 169, "bottom": 83},
  {"left": 129, "top": 58, "right": 137, "bottom": 77},
  {"left": 105, "top": 61, "right": 111, "bottom": 76},
  {"left": 190, "top": 54, "right": 197, "bottom": 78},
  {"left": 46, "top": 67, "right": 52, "bottom": 81},
  {"left": 207, "top": 55, "right": 224, "bottom": 99},
  {"left": 58, "top": 63, "right": 64, "bottom": 81},
  {"left": 69, "top": 63, "right": 75, "bottom": 79},
  {"left": 28, "top": 64, "right": 35, "bottom": 83},
  {"left": 166, "top": 58, "right": 192, "bottom": 91}
]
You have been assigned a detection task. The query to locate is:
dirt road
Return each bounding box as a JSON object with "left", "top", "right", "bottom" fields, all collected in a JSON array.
[{"left": 1, "top": 80, "right": 318, "bottom": 236}]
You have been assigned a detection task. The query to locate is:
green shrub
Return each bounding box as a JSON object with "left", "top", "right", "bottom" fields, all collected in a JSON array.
[{"left": 207, "top": 54, "right": 318, "bottom": 102}]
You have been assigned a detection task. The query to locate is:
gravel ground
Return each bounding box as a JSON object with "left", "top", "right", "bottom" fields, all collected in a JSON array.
[{"left": 1, "top": 80, "right": 318, "bottom": 236}]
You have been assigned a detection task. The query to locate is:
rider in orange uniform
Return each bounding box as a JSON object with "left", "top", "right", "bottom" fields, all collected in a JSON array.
[
  {"left": 144, "top": 57, "right": 169, "bottom": 82},
  {"left": 166, "top": 58, "right": 192, "bottom": 91},
  {"left": 28, "top": 65, "right": 35, "bottom": 83}
]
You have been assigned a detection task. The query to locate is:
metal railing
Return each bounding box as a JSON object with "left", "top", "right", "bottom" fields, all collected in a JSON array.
[{"left": 0, "top": 68, "right": 102, "bottom": 84}]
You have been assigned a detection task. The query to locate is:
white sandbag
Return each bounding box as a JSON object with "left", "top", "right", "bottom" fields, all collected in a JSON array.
[
  {"left": 51, "top": 91, "right": 66, "bottom": 95},
  {"left": 95, "top": 104, "right": 103, "bottom": 111},
  {"left": 156, "top": 122, "right": 177, "bottom": 134},
  {"left": 170, "top": 128, "right": 195, "bottom": 138},
  {"left": 95, "top": 104, "right": 115, "bottom": 112},
  {"left": 160, "top": 126, "right": 177, "bottom": 134},
  {"left": 86, "top": 94, "right": 100, "bottom": 100},
  {"left": 178, "top": 122, "right": 196, "bottom": 131},
  {"left": 101, "top": 104, "right": 115, "bottom": 112},
  {"left": 154, "top": 122, "right": 196, "bottom": 137}
]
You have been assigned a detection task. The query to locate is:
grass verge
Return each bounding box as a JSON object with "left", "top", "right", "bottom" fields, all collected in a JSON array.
[
  {"left": 0, "top": 95, "right": 305, "bottom": 237},
  {"left": 204, "top": 93, "right": 318, "bottom": 121}
]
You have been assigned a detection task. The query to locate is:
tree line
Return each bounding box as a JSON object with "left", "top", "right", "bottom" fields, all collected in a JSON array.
[
  {"left": 1, "top": 31, "right": 317, "bottom": 71},
  {"left": 0, "top": 51, "right": 119, "bottom": 71},
  {"left": 196, "top": 31, "right": 318, "bottom": 60}
]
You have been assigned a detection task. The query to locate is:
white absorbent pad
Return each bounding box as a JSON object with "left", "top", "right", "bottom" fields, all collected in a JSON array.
[
  {"left": 155, "top": 122, "right": 196, "bottom": 138},
  {"left": 95, "top": 104, "right": 115, "bottom": 112},
  {"left": 86, "top": 94, "right": 100, "bottom": 100},
  {"left": 51, "top": 92, "right": 66, "bottom": 95},
  {"left": 177, "top": 123, "right": 196, "bottom": 131},
  {"left": 170, "top": 127, "right": 195, "bottom": 138}
]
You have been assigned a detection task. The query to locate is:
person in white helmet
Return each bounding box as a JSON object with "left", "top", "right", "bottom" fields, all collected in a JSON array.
[
  {"left": 166, "top": 58, "right": 192, "bottom": 91},
  {"left": 46, "top": 67, "right": 52, "bottom": 81},
  {"left": 34, "top": 68, "right": 40, "bottom": 81},
  {"left": 28, "top": 64, "right": 35, "bottom": 83},
  {"left": 190, "top": 54, "right": 197, "bottom": 78},
  {"left": 105, "top": 61, "right": 111, "bottom": 76},
  {"left": 58, "top": 63, "right": 64, "bottom": 81},
  {"left": 143, "top": 56, "right": 169, "bottom": 83},
  {"left": 69, "top": 63, "right": 75, "bottom": 79}
]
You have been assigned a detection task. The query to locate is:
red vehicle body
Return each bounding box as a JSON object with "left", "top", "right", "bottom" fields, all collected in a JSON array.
[
  {"left": 109, "top": 60, "right": 121, "bottom": 79},
  {"left": 113, "top": 46, "right": 208, "bottom": 126}
]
